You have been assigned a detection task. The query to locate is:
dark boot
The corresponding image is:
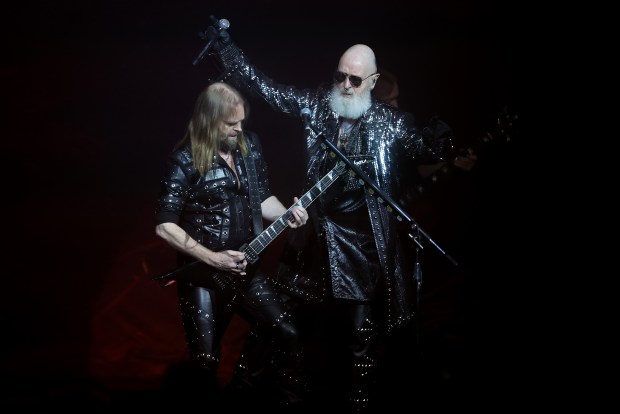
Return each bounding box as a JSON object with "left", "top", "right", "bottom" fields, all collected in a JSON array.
[
  {"left": 230, "top": 328, "right": 275, "bottom": 391},
  {"left": 274, "top": 349, "right": 308, "bottom": 407}
]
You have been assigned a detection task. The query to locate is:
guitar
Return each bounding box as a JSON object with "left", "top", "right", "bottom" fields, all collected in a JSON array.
[
  {"left": 415, "top": 106, "right": 518, "bottom": 195},
  {"left": 152, "top": 161, "right": 347, "bottom": 290}
]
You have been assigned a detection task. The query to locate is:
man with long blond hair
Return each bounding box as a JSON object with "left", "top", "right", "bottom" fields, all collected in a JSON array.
[{"left": 155, "top": 82, "right": 308, "bottom": 407}]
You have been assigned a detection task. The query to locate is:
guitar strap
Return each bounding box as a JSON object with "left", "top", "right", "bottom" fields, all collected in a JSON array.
[{"left": 242, "top": 152, "right": 264, "bottom": 236}]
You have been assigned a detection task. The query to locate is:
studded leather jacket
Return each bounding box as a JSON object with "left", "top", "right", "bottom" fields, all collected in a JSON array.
[
  {"left": 155, "top": 131, "right": 271, "bottom": 255},
  {"left": 212, "top": 43, "right": 451, "bottom": 332}
]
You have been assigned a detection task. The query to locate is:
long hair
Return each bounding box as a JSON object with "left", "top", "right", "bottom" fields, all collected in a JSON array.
[{"left": 175, "top": 82, "right": 250, "bottom": 175}]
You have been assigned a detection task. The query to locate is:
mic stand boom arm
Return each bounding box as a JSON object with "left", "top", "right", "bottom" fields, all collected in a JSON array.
[{"left": 316, "top": 130, "right": 458, "bottom": 267}]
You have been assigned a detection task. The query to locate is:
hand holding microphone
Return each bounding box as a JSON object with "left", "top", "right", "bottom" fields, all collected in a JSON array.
[{"left": 193, "top": 16, "right": 231, "bottom": 66}]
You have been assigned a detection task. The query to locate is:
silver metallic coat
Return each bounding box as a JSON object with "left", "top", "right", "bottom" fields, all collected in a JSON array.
[{"left": 212, "top": 43, "right": 451, "bottom": 332}]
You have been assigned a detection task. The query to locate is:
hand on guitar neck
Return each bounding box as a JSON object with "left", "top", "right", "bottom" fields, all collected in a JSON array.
[
  {"left": 415, "top": 107, "right": 517, "bottom": 195},
  {"left": 417, "top": 149, "right": 478, "bottom": 180}
]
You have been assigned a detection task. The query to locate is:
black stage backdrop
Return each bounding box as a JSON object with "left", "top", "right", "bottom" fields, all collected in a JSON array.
[{"left": 3, "top": 0, "right": 527, "bottom": 409}]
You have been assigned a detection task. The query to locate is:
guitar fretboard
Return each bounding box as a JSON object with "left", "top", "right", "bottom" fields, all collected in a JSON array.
[{"left": 243, "top": 162, "right": 345, "bottom": 263}]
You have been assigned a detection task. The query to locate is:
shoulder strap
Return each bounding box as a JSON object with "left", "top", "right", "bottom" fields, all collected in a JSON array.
[{"left": 242, "top": 149, "right": 264, "bottom": 236}]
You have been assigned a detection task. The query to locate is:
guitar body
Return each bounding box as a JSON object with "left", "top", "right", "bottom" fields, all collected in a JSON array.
[{"left": 157, "top": 256, "right": 259, "bottom": 292}]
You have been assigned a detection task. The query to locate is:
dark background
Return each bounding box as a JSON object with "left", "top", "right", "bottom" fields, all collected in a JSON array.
[{"left": 3, "top": 0, "right": 526, "bottom": 409}]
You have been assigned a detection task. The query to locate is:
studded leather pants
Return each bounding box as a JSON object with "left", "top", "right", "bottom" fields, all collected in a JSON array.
[
  {"left": 343, "top": 302, "right": 380, "bottom": 413},
  {"left": 177, "top": 271, "right": 303, "bottom": 397}
]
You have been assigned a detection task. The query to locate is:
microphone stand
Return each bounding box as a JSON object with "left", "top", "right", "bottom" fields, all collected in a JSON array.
[{"left": 315, "top": 130, "right": 458, "bottom": 266}]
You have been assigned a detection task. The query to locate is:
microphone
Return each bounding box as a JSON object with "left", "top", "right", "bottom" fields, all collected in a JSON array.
[
  {"left": 300, "top": 107, "right": 319, "bottom": 135},
  {"left": 192, "top": 16, "right": 230, "bottom": 66}
]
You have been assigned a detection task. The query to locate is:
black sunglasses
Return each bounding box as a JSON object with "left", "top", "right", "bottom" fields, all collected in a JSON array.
[{"left": 334, "top": 71, "right": 377, "bottom": 88}]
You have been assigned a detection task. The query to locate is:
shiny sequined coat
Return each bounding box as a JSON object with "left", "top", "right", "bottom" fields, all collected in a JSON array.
[{"left": 213, "top": 43, "right": 451, "bottom": 332}]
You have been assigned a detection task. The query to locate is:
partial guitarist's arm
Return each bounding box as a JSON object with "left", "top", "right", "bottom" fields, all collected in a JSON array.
[{"left": 156, "top": 222, "right": 246, "bottom": 272}]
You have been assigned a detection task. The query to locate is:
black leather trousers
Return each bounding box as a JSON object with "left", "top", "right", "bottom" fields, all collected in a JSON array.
[
  {"left": 341, "top": 302, "right": 380, "bottom": 413},
  {"left": 177, "top": 272, "right": 303, "bottom": 398}
]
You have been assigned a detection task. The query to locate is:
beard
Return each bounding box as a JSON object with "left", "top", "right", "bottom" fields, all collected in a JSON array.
[
  {"left": 328, "top": 84, "right": 372, "bottom": 119},
  {"left": 219, "top": 134, "right": 239, "bottom": 152}
]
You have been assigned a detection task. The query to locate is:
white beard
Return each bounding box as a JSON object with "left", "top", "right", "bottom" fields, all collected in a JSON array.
[{"left": 328, "top": 84, "right": 372, "bottom": 120}]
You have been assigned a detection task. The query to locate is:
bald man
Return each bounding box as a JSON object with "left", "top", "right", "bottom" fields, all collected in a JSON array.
[{"left": 210, "top": 38, "right": 452, "bottom": 413}]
